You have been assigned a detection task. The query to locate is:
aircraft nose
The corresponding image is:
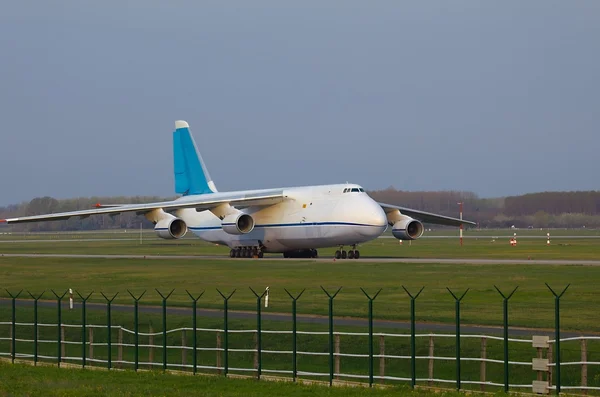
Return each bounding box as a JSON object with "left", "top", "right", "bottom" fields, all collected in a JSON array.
[{"left": 357, "top": 198, "right": 388, "bottom": 236}]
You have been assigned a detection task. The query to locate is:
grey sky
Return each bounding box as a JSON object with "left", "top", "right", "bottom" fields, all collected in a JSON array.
[{"left": 1, "top": 1, "right": 598, "bottom": 206}]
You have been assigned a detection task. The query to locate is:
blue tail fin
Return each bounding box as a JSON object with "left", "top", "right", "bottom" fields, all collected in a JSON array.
[{"left": 173, "top": 120, "right": 217, "bottom": 196}]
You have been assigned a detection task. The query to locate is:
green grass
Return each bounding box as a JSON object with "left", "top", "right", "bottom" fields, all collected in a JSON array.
[
  {"left": 1, "top": 231, "right": 598, "bottom": 393},
  {"left": 1, "top": 361, "right": 458, "bottom": 397},
  {"left": 0, "top": 257, "right": 598, "bottom": 331},
  {"left": 1, "top": 232, "right": 600, "bottom": 260},
  {"left": 426, "top": 228, "right": 600, "bottom": 237}
]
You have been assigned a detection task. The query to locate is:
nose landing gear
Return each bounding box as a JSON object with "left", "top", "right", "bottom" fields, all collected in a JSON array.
[
  {"left": 334, "top": 244, "right": 360, "bottom": 259},
  {"left": 335, "top": 245, "right": 360, "bottom": 260}
]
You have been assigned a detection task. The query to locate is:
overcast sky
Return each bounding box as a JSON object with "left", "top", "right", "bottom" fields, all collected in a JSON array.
[{"left": 1, "top": 1, "right": 598, "bottom": 205}]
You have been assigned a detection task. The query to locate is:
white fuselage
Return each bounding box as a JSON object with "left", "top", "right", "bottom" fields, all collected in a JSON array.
[{"left": 173, "top": 184, "right": 388, "bottom": 253}]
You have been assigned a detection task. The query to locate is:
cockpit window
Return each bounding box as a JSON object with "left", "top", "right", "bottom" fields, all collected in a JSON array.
[{"left": 344, "top": 187, "right": 364, "bottom": 193}]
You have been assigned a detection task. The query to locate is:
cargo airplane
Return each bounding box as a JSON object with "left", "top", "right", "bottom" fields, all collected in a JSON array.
[{"left": 0, "top": 121, "right": 475, "bottom": 259}]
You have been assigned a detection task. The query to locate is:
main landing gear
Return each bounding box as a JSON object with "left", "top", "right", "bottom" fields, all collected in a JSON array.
[
  {"left": 229, "top": 246, "right": 264, "bottom": 259},
  {"left": 334, "top": 245, "right": 360, "bottom": 260}
]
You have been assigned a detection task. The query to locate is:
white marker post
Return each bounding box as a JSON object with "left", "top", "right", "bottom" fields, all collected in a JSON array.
[
  {"left": 69, "top": 288, "right": 73, "bottom": 310},
  {"left": 458, "top": 202, "right": 464, "bottom": 246},
  {"left": 264, "top": 287, "right": 270, "bottom": 308}
]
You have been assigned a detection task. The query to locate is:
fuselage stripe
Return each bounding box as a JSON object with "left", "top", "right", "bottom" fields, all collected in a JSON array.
[{"left": 189, "top": 222, "right": 386, "bottom": 231}]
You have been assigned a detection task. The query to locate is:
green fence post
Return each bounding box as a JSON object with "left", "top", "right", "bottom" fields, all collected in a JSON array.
[
  {"left": 321, "top": 286, "right": 342, "bottom": 387},
  {"left": 284, "top": 288, "right": 305, "bottom": 382},
  {"left": 249, "top": 287, "right": 269, "bottom": 380},
  {"left": 216, "top": 288, "right": 236, "bottom": 377},
  {"left": 402, "top": 286, "right": 425, "bottom": 389},
  {"left": 447, "top": 288, "right": 469, "bottom": 390},
  {"left": 26, "top": 291, "right": 45, "bottom": 365},
  {"left": 186, "top": 290, "right": 204, "bottom": 375},
  {"left": 155, "top": 289, "right": 175, "bottom": 371},
  {"left": 51, "top": 290, "right": 68, "bottom": 367},
  {"left": 494, "top": 285, "right": 518, "bottom": 393},
  {"left": 360, "top": 288, "right": 382, "bottom": 388},
  {"left": 75, "top": 291, "right": 93, "bottom": 368},
  {"left": 5, "top": 289, "right": 22, "bottom": 364},
  {"left": 127, "top": 290, "right": 146, "bottom": 371},
  {"left": 100, "top": 292, "right": 119, "bottom": 370},
  {"left": 546, "top": 283, "right": 569, "bottom": 395}
]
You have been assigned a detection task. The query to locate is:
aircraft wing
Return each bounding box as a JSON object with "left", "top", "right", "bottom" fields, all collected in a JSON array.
[
  {"left": 378, "top": 202, "right": 476, "bottom": 227},
  {"left": 0, "top": 190, "right": 286, "bottom": 224}
]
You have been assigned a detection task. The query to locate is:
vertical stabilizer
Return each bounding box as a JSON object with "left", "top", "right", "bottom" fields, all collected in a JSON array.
[{"left": 173, "top": 120, "right": 217, "bottom": 196}]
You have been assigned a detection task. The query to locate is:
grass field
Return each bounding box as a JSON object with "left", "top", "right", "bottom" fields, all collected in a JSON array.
[
  {"left": 1, "top": 231, "right": 600, "bottom": 260},
  {"left": 1, "top": 230, "right": 599, "bottom": 394},
  {"left": 0, "top": 256, "right": 597, "bottom": 331},
  {"left": 2, "top": 361, "right": 452, "bottom": 397}
]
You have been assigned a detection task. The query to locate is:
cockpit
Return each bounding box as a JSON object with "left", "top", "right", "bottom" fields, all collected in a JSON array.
[{"left": 343, "top": 187, "right": 365, "bottom": 193}]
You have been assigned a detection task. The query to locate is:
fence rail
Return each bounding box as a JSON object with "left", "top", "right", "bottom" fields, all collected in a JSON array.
[{"left": 2, "top": 320, "right": 599, "bottom": 393}]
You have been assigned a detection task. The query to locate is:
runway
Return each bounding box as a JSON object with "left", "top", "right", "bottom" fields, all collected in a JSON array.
[{"left": 1, "top": 252, "right": 599, "bottom": 265}]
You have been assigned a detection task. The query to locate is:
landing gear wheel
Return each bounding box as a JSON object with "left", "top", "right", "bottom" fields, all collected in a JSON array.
[
  {"left": 348, "top": 250, "right": 355, "bottom": 259},
  {"left": 252, "top": 247, "right": 258, "bottom": 257},
  {"left": 341, "top": 250, "right": 347, "bottom": 259},
  {"left": 334, "top": 250, "right": 341, "bottom": 259},
  {"left": 258, "top": 251, "right": 264, "bottom": 258},
  {"left": 235, "top": 248, "right": 242, "bottom": 258},
  {"left": 354, "top": 250, "right": 360, "bottom": 259},
  {"left": 312, "top": 249, "right": 318, "bottom": 258},
  {"left": 246, "top": 248, "right": 252, "bottom": 258},
  {"left": 229, "top": 249, "right": 236, "bottom": 258}
]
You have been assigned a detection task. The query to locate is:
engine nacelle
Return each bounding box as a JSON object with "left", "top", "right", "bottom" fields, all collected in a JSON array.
[
  {"left": 154, "top": 216, "right": 187, "bottom": 239},
  {"left": 392, "top": 217, "right": 424, "bottom": 240},
  {"left": 222, "top": 213, "right": 255, "bottom": 235}
]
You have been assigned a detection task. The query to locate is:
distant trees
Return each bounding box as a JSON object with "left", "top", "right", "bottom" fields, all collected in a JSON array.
[
  {"left": 0, "top": 196, "right": 175, "bottom": 232},
  {"left": 1, "top": 190, "right": 599, "bottom": 232},
  {"left": 368, "top": 188, "right": 600, "bottom": 229},
  {"left": 504, "top": 191, "right": 600, "bottom": 216},
  {"left": 368, "top": 188, "right": 495, "bottom": 226}
]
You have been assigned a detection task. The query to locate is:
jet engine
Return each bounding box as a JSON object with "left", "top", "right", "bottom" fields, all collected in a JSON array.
[
  {"left": 391, "top": 217, "right": 424, "bottom": 240},
  {"left": 222, "top": 213, "right": 255, "bottom": 235},
  {"left": 154, "top": 216, "right": 187, "bottom": 239}
]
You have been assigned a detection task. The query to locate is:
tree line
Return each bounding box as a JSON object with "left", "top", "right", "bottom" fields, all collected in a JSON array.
[
  {"left": 1, "top": 190, "right": 599, "bottom": 232},
  {"left": 0, "top": 196, "right": 174, "bottom": 232},
  {"left": 368, "top": 188, "right": 600, "bottom": 228}
]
